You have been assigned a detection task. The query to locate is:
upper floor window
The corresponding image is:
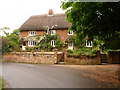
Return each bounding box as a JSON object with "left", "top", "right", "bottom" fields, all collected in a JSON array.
[
  {"left": 68, "top": 30, "right": 73, "bottom": 35},
  {"left": 85, "top": 40, "right": 92, "bottom": 47},
  {"left": 28, "top": 41, "right": 36, "bottom": 47},
  {"left": 28, "top": 31, "right": 36, "bottom": 36},
  {"left": 50, "top": 40, "right": 55, "bottom": 47},
  {"left": 50, "top": 30, "right": 56, "bottom": 35}
]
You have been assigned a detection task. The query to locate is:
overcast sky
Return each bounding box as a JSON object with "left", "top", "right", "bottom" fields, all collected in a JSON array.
[{"left": 0, "top": 0, "right": 65, "bottom": 33}]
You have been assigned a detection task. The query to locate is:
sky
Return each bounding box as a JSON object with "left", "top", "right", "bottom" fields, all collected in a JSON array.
[{"left": 0, "top": 0, "right": 65, "bottom": 34}]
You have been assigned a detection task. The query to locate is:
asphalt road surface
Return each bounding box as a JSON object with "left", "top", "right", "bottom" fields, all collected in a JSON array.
[{"left": 2, "top": 62, "right": 110, "bottom": 88}]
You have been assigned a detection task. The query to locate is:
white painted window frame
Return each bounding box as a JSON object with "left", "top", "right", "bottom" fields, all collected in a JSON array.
[
  {"left": 50, "top": 30, "right": 56, "bottom": 35},
  {"left": 50, "top": 40, "right": 55, "bottom": 47},
  {"left": 85, "top": 40, "right": 92, "bottom": 47},
  {"left": 28, "top": 31, "right": 36, "bottom": 36},
  {"left": 28, "top": 41, "right": 36, "bottom": 47},
  {"left": 68, "top": 41, "right": 74, "bottom": 49},
  {"left": 68, "top": 30, "right": 73, "bottom": 35}
]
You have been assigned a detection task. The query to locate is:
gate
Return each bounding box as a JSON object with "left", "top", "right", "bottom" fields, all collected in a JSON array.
[{"left": 100, "top": 54, "right": 108, "bottom": 63}]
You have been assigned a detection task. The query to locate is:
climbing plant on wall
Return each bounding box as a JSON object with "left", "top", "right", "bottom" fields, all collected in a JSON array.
[{"left": 34, "top": 34, "right": 64, "bottom": 51}]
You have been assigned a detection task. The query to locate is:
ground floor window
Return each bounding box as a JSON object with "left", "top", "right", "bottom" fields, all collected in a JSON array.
[
  {"left": 28, "top": 41, "right": 36, "bottom": 47},
  {"left": 85, "top": 40, "right": 92, "bottom": 47},
  {"left": 68, "top": 41, "right": 74, "bottom": 49},
  {"left": 50, "top": 40, "right": 55, "bottom": 47}
]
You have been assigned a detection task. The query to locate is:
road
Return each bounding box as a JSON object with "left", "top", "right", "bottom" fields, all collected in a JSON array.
[{"left": 2, "top": 62, "right": 110, "bottom": 88}]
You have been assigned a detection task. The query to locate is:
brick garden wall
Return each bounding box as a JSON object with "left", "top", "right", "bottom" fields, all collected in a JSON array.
[
  {"left": 3, "top": 51, "right": 102, "bottom": 65},
  {"left": 3, "top": 50, "right": 119, "bottom": 64},
  {"left": 64, "top": 51, "right": 101, "bottom": 65},
  {"left": 108, "top": 51, "right": 120, "bottom": 64},
  {"left": 3, "top": 52, "right": 63, "bottom": 64}
]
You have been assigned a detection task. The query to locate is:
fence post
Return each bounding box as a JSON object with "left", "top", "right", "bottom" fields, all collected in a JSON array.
[{"left": 64, "top": 50, "right": 67, "bottom": 63}]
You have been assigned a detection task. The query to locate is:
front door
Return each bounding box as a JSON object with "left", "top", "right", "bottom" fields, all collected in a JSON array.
[
  {"left": 100, "top": 54, "right": 108, "bottom": 63},
  {"left": 22, "top": 42, "right": 26, "bottom": 50}
]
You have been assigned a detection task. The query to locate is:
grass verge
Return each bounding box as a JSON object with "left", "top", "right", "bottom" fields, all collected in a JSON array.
[{"left": 0, "top": 77, "right": 4, "bottom": 90}]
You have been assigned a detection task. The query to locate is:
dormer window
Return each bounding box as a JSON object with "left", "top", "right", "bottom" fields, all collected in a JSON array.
[
  {"left": 28, "top": 31, "right": 36, "bottom": 36},
  {"left": 50, "top": 30, "right": 56, "bottom": 35},
  {"left": 68, "top": 30, "right": 73, "bottom": 35}
]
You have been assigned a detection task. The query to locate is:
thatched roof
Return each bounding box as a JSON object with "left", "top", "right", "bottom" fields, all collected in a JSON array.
[{"left": 20, "top": 13, "right": 71, "bottom": 31}]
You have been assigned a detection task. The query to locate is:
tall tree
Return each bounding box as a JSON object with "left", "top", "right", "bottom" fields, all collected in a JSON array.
[
  {"left": 61, "top": 2, "right": 120, "bottom": 50},
  {"left": 2, "top": 29, "right": 20, "bottom": 53},
  {"left": 0, "top": 27, "right": 10, "bottom": 36}
]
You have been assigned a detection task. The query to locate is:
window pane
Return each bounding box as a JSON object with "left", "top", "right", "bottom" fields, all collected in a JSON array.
[
  {"left": 87, "top": 41, "right": 89, "bottom": 46},
  {"left": 33, "top": 41, "right": 34, "bottom": 45},
  {"left": 68, "top": 30, "right": 73, "bottom": 35},
  {"left": 52, "top": 41, "right": 53, "bottom": 45},
  {"left": 51, "top": 40, "right": 55, "bottom": 47},
  {"left": 51, "top": 30, "right": 56, "bottom": 35}
]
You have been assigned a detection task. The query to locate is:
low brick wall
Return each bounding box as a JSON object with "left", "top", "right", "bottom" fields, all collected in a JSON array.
[
  {"left": 3, "top": 52, "right": 63, "bottom": 64},
  {"left": 108, "top": 51, "right": 120, "bottom": 64},
  {"left": 64, "top": 51, "right": 101, "bottom": 65},
  {"left": 3, "top": 51, "right": 102, "bottom": 65}
]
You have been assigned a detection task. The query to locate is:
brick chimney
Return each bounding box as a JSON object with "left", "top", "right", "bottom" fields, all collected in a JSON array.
[{"left": 48, "top": 9, "right": 54, "bottom": 16}]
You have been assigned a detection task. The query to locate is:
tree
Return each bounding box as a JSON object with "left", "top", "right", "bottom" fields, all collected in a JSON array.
[
  {"left": 1, "top": 36, "right": 10, "bottom": 53},
  {"left": 61, "top": 2, "right": 120, "bottom": 50},
  {"left": 2, "top": 29, "right": 20, "bottom": 53},
  {"left": 0, "top": 27, "right": 10, "bottom": 36}
]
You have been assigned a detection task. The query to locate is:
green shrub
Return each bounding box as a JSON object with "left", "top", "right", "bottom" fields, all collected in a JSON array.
[
  {"left": 0, "top": 77, "right": 4, "bottom": 90},
  {"left": 67, "top": 53, "right": 80, "bottom": 58},
  {"left": 25, "top": 47, "right": 33, "bottom": 52},
  {"left": 67, "top": 49, "right": 74, "bottom": 53},
  {"left": 67, "top": 47, "right": 98, "bottom": 58}
]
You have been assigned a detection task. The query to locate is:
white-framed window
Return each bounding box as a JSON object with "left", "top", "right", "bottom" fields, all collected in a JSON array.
[
  {"left": 68, "top": 41, "right": 74, "bottom": 49},
  {"left": 85, "top": 40, "right": 92, "bottom": 47},
  {"left": 68, "top": 30, "right": 73, "bottom": 35},
  {"left": 28, "top": 31, "right": 36, "bottom": 36},
  {"left": 50, "top": 30, "right": 56, "bottom": 35},
  {"left": 28, "top": 41, "right": 36, "bottom": 47},
  {"left": 50, "top": 40, "right": 55, "bottom": 47}
]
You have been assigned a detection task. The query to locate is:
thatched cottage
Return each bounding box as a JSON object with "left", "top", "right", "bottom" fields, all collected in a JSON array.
[
  {"left": 19, "top": 9, "right": 92, "bottom": 51},
  {"left": 19, "top": 9, "right": 75, "bottom": 51}
]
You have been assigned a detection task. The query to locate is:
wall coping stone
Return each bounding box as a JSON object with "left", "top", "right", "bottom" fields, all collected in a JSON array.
[{"left": 11, "top": 52, "right": 63, "bottom": 55}]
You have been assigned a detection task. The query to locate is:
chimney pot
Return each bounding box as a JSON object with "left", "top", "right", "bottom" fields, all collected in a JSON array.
[{"left": 48, "top": 9, "right": 54, "bottom": 16}]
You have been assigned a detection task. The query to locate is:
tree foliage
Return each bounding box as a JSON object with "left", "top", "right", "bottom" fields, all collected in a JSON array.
[
  {"left": 0, "top": 27, "right": 10, "bottom": 36},
  {"left": 61, "top": 2, "right": 120, "bottom": 50},
  {"left": 1, "top": 28, "right": 20, "bottom": 53}
]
